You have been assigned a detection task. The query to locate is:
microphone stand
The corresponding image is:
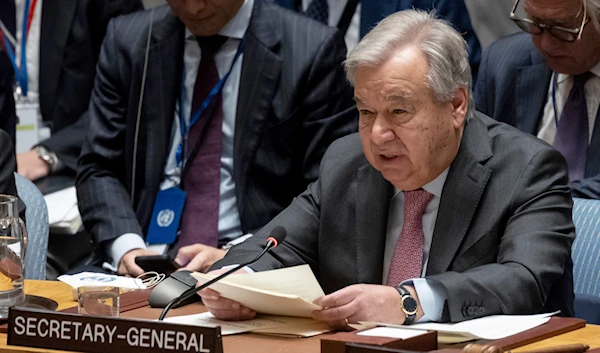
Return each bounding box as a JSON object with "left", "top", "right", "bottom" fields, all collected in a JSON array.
[{"left": 158, "top": 242, "right": 273, "bottom": 321}]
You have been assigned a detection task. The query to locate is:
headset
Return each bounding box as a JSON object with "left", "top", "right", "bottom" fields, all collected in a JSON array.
[{"left": 130, "top": 7, "right": 155, "bottom": 203}]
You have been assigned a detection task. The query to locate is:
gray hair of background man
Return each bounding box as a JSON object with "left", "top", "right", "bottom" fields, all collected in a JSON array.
[
  {"left": 590, "top": 0, "right": 600, "bottom": 31},
  {"left": 345, "top": 9, "right": 475, "bottom": 121}
]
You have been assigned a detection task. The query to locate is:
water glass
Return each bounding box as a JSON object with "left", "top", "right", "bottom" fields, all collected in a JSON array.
[{"left": 0, "top": 194, "right": 27, "bottom": 318}]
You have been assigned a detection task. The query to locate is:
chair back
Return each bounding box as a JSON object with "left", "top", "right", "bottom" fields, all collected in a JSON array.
[
  {"left": 14, "top": 173, "right": 49, "bottom": 279},
  {"left": 572, "top": 197, "right": 600, "bottom": 324}
]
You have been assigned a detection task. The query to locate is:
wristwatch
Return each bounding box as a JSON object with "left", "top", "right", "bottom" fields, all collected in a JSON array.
[
  {"left": 396, "top": 285, "right": 418, "bottom": 324},
  {"left": 34, "top": 146, "right": 58, "bottom": 173}
]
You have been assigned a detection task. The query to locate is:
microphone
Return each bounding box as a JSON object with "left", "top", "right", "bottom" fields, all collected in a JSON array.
[{"left": 158, "top": 226, "right": 287, "bottom": 320}]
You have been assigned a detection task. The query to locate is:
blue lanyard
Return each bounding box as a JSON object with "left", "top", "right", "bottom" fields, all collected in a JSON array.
[
  {"left": 551, "top": 72, "right": 559, "bottom": 127},
  {"left": 3, "top": 0, "right": 30, "bottom": 97},
  {"left": 175, "top": 39, "right": 245, "bottom": 167}
]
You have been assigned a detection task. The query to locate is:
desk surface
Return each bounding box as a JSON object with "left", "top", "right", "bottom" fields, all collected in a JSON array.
[{"left": 0, "top": 281, "right": 598, "bottom": 353}]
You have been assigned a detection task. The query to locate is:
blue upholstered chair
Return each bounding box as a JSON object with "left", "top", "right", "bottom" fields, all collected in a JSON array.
[
  {"left": 14, "top": 173, "right": 49, "bottom": 280},
  {"left": 572, "top": 197, "right": 600, "bottom": 324}
]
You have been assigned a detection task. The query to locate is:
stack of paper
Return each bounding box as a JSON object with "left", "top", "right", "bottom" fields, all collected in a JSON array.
[
  {"left": 360, "top": 311, "right": 559, "bottom": 344},
  {"left": 192, "top": 265, "right": 325, "bottom": 318},
  {"left": 44, "top": 186, "right": 82, "bottom": 235},
  {"left": 165, "top": 266, "right": 331, "bottom": 337},
  {"left": 165, "top": 312, "right": 331, "bottom": 337}
]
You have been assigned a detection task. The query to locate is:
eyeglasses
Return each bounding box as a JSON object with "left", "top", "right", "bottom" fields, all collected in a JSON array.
[{"left": 509, "top": 0, "right": 590, "bottom": 42}]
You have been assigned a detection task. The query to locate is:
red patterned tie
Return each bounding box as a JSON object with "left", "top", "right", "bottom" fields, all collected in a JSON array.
[
  {"left": 177, "top": 36, "right": 228, "bottom": 249},
  {"left": 386, "top": 189, "right": 434, "bottom": 287}
]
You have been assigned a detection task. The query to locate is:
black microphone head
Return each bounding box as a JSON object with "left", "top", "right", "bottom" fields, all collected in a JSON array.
[{"left": 266, "top": 226, "right": 287, "bottom": 248}]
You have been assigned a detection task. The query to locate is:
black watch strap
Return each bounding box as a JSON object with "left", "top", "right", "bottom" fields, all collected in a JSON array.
[{"left": 396, "top": 285, "right": 418, "bottom": 324}]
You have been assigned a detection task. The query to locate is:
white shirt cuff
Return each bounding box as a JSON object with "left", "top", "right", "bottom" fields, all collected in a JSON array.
[
  {"left": 221, "top": 264, "right": 255, "bottom": 273},
  {"left": 104, "top": 233, "right": 147, "bottom": 272},
  {"left": 403, "top": 278, "right": 447, "bottom": 323},
  {"left": 222, "top": 233, "right": 253, "bottom": 250}
]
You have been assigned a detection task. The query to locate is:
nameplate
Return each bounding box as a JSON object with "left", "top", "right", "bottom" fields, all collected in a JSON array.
[{"left": 7, "top": 307, "right": 222, "bottom": 353}]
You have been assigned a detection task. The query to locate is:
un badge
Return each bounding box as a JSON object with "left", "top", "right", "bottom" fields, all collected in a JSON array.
[{"left": 157, "top": 209, "right": 175, "bottom": 228}]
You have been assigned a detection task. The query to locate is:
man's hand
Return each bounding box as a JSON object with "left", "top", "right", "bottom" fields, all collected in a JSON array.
[
  {"left": 118, "top": 249, "right": 159, "bottom": 276},
  {"left": 174, "top": 244, "right": 227, "bottom": 273},
  {"left": 312, "top": 284, "right": 423, "bottom": 328},
  {"left": 198, "top": 269, "right": 255, "bottom": 321},
  {"left": 17, "top": 150, "right": 50, "bottom": 181}
]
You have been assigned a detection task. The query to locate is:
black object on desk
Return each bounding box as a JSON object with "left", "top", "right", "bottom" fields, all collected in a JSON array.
[{"left": 148, "top": 270, "right": 200, "bottom": 308}]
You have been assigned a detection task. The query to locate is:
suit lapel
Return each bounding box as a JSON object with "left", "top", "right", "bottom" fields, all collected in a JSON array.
[
  {"left": 427, "top": 116, "right": 492, "bottom": 275},
  {"left": 136, "top": 12, "right": 183, "bottom": 201},
  {"left": 234, "top": 1, "right": 282, "bottom": 217},
  {"left": 515, "top": 48, "right": 552, "bottom": 134},
  {"left": 356, "top": 164, "right": 393, "bottom": 284},
  {"left": 39, "top": 0, "right": 77, "bottom": 119}
]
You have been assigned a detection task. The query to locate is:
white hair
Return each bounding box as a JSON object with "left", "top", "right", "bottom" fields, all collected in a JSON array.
[
  {"left": 589, "top": 0, "right": 600, "bottom": 32},
  {"left": 345, "top": 9, "right": 474, "bottom": 120}
]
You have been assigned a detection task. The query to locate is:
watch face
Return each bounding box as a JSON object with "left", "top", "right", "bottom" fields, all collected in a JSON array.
[{"left": 402, "top": 296, "right": 418, "bottom": 315}]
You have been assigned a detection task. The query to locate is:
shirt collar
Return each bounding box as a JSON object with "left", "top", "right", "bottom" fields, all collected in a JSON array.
[
  {"left": 184, "top": 0, "right": 253, "bottom": 41},
  {"left": 393, "top": 168, "right": 450, "bottom": 198}
]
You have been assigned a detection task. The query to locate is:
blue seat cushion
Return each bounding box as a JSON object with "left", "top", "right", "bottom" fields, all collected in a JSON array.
[{"left": 574, "top": 293, "right": 600, "bottom": 324}]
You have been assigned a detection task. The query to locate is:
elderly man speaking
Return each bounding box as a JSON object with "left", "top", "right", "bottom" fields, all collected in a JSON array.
[{"left": 200, "top": 10, "right": 575, "bottom": 326}]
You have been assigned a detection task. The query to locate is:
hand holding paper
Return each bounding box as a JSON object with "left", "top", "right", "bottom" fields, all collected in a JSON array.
[
  {"left": 194, "top": 265, "right": 324, "bottom": 319},
  {"left": 313, "top": 284, "right": 407, "bottom": 328}
]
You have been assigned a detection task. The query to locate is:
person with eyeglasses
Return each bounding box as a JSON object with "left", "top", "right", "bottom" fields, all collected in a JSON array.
[{"left": 475, "top": 0, "right": 600, "bottom": 199}]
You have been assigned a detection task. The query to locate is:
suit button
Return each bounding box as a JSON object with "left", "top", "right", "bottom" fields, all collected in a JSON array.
[
  {"left": 467, "top": 306, "right": 475, "bottom": 316},
  {"left": 479, "top": 307, "right": 485, "bottom": 314},
  {"left": 462, "top": 307, "right": 468, "bottom": 317}
]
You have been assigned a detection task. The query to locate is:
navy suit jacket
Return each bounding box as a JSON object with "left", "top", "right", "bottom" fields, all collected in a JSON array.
[
  {"left": 475, "top": 33, "right": 600, "bottom": 199},
  {"left": 76, "top": 1, "right": 357, "bottom": 252},
  {"left": 274, "top": 0, "right": 482, "bottom": 82},
  {"left": 360, "top": 0, "right": 481, "bottom": 82}
]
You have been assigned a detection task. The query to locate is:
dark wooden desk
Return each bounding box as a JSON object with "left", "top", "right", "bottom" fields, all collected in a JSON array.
[{"left": 1, "top": 281, "right": 599, "bottom": 353}]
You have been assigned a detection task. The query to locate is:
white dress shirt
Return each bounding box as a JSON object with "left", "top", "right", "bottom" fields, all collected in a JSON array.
[
  {"left": 106, "top": 0, "right": 254, "bottom": 270},
  {"left": 300, "top": 0, "right": 361, "bottom": 51},
  {"left": 383, "top": 169, "right": 450, "bottom": 323},
  {"left": 537, "top": 62, "right": 600, "bottom": 146}
]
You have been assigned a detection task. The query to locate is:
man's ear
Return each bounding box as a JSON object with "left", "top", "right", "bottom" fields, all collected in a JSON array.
[{"left": 450, "top": 86, "right": 468, "bottom": 128}]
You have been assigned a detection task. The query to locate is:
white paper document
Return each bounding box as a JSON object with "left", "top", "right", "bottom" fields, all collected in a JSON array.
[
  {"left": 360, "top": 311, "right": 558, "bottom": 343},
  {"left": 357, "top": 327, "right": 429, "bottom": 340},
  {"left": 164, "top": 312, "right": 331, "bottom": 337},
  {"left": 44, "top": 186, "right": 82, "bottom": 234},
  {"left": 192, "top": 265, "right": 324, "bottom": 317},
  {"left": 58, "top": 272, "right": 147, "bottom": 290}
]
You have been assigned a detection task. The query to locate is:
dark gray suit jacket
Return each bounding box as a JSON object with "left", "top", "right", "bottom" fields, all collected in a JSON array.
[
  {"left": 475, "top": 33, "right": 600, "bottom": 199},
  {"left": 216, "top": 112, "right": 575, "bottom": 322},
  {"left": 0, "top": 129, "right": 18, "bottom": 197},
  {"left": 76, "top": 1, "right": 357, "bottom": 254}
]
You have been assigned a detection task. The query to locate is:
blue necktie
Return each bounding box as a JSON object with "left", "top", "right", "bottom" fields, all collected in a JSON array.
[
  {"left": 553, "top": 72, "right": 594, "bottom": 181},
  {"left": 305, "top": 0, "right": 329, "bottom": 25}
]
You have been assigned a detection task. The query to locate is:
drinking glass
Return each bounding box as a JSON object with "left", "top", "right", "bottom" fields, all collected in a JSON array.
[
  {"left": 0, "top": 194, "right": 27, "bottom": 318},
  {"left": 77, "top": 286, "right": 120, "bottom": 317}
]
